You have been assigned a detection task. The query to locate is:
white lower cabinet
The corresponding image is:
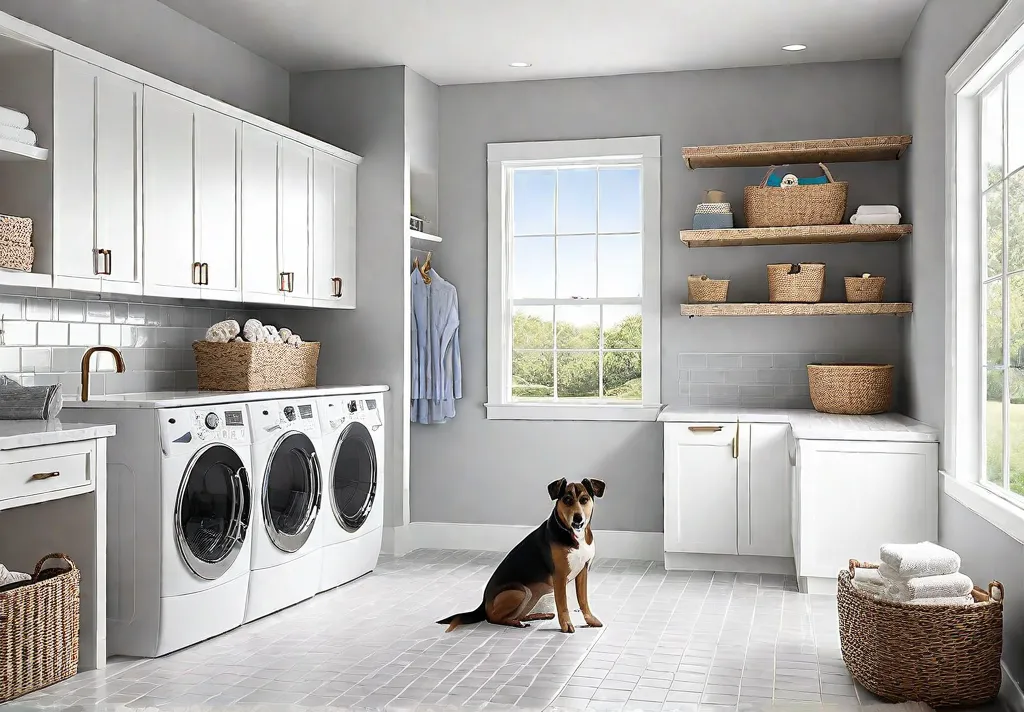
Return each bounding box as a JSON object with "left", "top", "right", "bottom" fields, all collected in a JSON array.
[
  {"left": 793, "top": 438, "right": 938, "bottom": 593},
  {"left": 664, "top": 422, "right": 792, "bottom": 565}
]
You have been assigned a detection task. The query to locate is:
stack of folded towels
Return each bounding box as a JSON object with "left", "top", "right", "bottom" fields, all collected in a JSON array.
[
  {"left": 850, "top": 205, "right": 901, "bottom": 225},
  {"left": 0, "top": 105, "right": 37, "bottom": 148},
  {"left": 852, "top": 542, "right": 975, "bottom": 605},
  {"left": 693, "top": 202, "right": 734, "bottom": 230}
]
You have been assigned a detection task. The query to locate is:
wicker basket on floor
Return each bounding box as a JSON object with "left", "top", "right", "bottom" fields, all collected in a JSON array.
[
  {"left": 193, "top": 341, "right": 320, "bottom": 391},
  {"left": 845, "top": 274, "right": 886, "bottom": 303},
  {"left": 807, "top": 363, "right": 893, "bottom": 415},
  {"left": 687, "top": 275, "right": 729, "bottom": 303},
  {"left": 0, "top": 554, "right": 81, "bottom": 703},
  {"left": 767, "top": 263, "right": 825, "bottom": 303},
  {"left": 839, "top": 561, "right": 1003, "bottom": 707}
]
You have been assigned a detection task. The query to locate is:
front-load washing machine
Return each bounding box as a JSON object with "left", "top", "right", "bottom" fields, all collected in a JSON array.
[
  {"left": 71, "top": 403, "right": 254, "bottom": 657},
  {"left": 316, "top": 391, "right": 386, "bottom": 592},
  {"left": 245, "top": 398, "right": 325, "bottom": 622}
]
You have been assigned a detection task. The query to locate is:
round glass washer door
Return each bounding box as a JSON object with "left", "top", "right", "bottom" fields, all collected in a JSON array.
[
  {"left": 263, "top": 432, "right": 321, "bottom": 552},
  {"left": 175, "top": 444, "right": 251, "bottom": 580},
  {"left": 330, "top": 421, "right": 377, "bottom": 533}
]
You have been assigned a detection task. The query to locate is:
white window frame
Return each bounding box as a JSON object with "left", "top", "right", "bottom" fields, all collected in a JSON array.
[
  {"left": 945, "top": 0, "right": 1024, "bottom": 542},
  {"left": 485, "top": 136, "right": 662, "bottom": 421}
]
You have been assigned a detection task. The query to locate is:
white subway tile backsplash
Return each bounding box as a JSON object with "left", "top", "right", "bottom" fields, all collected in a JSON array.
[
  {"left": 707, "top": 354, "right": 743, "bottom": 369},
  {"left": 127, "top": 304, "right": 146, "bottom": 325},
  {"left": 0, "top": 296, "right": 22, "bottom": 319},
  {"left": 20, "top": 347, "right": 51, "bottom": 373},
  {"left": 3, "top": 321, "right": 36, "bottom": 346},
  {"left": 0, "top": 347, "right": 20, "bottom": 371},
  {"left": 57, "top": 300, "right": 86, "bottom": 323},
  {"left": 37, "top": 322, "right": 69, "bottom": 346},
  {"left": 24, "top": 298, "right": 53, "bottom": 321},
  {"left": 69, "top": 323, "right": 99, "bottom": 346},
  {"left": 100, "top": 324, "right": 122, "bottom": 348},
  {"left": 111, "top": 302, "right": 129, "bottom": 324},
  {"left": 145, "top": 348, "right": 166, "bottom": 371},
  {"left": 86, "top": 302, "right": 112, "bottom": 323}
]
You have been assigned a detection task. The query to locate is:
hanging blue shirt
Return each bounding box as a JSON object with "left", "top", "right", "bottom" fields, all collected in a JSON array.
[{"left": 410, "top": 268, "right": 462, "bottom": 424}]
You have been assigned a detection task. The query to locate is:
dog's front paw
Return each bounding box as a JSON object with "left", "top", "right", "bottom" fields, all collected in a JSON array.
[
  {"left": 559, "top": 619, "right": 575, "bottom": 634},
  {"left": 584, "top": 615, "right": 603, "bottom": 628}
]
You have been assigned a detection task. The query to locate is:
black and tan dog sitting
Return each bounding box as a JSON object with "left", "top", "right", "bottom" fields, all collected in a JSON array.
[{"left": 437, "top": 478, "right": 605, "bottom": 634}]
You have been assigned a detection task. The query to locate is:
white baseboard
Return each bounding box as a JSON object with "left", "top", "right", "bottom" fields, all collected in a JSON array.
[
  {"left": 1003, "top": 662, "right": 1024, "bottom": 712},
  {"left": 382, "top": 522, "right": 662, "bottom": 561},
  {"left": 666, "top": 552, "right": 795, "bottom": 576}
]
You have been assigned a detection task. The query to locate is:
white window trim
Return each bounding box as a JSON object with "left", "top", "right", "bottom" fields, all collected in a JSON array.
[
  {"left": 485, "top": 136, "right": 662, "bottom": 422},
  {"left": 945, "top": 0, "right": 1024, "bottom": 537}
]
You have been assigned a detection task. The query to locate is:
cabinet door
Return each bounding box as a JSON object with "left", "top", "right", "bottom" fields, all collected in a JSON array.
[
  {"left": 663, "top": 423, "right": 738, "bottom": 555},
  {"left": 240, "top": 124, "right": 283, "bottom": 304},
  {"left": 795, "top": 439, "right": 938, "bottom": 579},
  {"left": 52, "top": 54, "right": 99, "bottom": 288},
  {"left": 143, "top": 88, "right": 199, "bottom": 298},
  {"left": 95, "top": 70, "right": 142, "bottom": 294},
  {"left": 195, "top": 107, "right": 241, "bottom": 300},
  {"left": 280, "top": 139, "right": 312, "bottom": 304},
  {"left": 333, "top": 158, "right": 357, "bottom": 309},
  {"left": 738, "top": 423, "right": 793, "bottom": 557},
  {"left": 311, "top": 154, "right": 357, "bottom": 308}
]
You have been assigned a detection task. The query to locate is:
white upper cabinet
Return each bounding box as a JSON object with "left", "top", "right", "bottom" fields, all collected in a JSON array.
[
  {"left": 53, "top": 53, "right": 142, "bottom": 294},
  {"left": 241, "top": 123, "right": 284, "bottom": 305},
  {"left": 143, "top": 87, "right": 199, "bottom": 299},
  {"left": 312, "top": 152, "right": 357, "bottom": 309},
  {"left": 194, "top": 106, "right": 241, "bottom": 301},
  {"left": 280, "top": 139, "right": 313, "bottom": 304}
]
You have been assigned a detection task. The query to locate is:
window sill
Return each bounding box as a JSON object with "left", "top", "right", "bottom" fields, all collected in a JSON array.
[
  {"left": 485, "top": 403, "right": 664, "bottom": 422},
  {"left": 942, "top": 472, "right": 1024, "bottom": 544}
]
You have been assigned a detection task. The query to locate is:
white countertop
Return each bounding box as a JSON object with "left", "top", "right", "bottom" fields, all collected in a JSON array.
[
  {"left": 0, "top": 420, "right": 116, "bottom": 450},
  {"left": 657, "top": 406, "right": 939, "bottom": 443},
  {"left": 62, "top": 385, "right": 390, "bottom": 409}
]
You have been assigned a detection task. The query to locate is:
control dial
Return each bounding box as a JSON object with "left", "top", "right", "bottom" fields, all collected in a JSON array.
[
  {"left": 283, "top": 406, "right": 296, "bottom": 421},
  {"left": 348, "top": 400, "right": 358, "bottom": 414},
  {"left": 204, "top": 412, "right": 220, "bottom": 430}
]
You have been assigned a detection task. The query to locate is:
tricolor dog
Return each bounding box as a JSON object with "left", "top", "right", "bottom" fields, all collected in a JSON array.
[{"left": 437, "top": 478, "right": 605, "bottom": 634}]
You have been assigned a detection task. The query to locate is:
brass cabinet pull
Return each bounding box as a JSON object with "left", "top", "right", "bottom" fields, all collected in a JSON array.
[
  {"left": 30, "top": 471, "right": 60, "bottom": 481},
  {"left": 96, "top": 249, "right": 111, "bottom": 276},
  {"left": 688, "top": 426, "right": 723, "bottom": 433},
  {"left": 200, "top": 262, "right": 209, "bottom": 286},
  {"left": 280, "top": 271, "right": 295, "bottom": 292},
  {"left": 733, "top": 426, "right": 740, "bottom": 459},
  {"left": 192, "top": 262, "right": 202, "bottom": 285},
  {"left": 332, "top": 277, "right": 342, "bottom": 297},
  {"left": 287, "top": 272, "right": 295, "bottom": 292},
  {"left": 105, "top": 249, "right": 112, "bottom": 276}
]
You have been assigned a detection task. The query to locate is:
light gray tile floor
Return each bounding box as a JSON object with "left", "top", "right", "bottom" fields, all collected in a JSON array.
[{"left": 3, "top": 550, "right": 1007, "bottom": 710}]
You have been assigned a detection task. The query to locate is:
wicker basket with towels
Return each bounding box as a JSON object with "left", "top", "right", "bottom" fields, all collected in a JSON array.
[{"left": 744, "top": 163, "right": 847, "bottom": 227}]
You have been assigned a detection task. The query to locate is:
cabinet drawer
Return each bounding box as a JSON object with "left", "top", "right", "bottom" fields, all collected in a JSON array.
[
  {"left": 0, "top": 450, "right": 92, "bottom": 505},
  {"left": 665, "top": 422, "right": 738, "bottom": 447}
]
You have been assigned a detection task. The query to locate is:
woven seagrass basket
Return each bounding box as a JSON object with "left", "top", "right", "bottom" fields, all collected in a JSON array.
[
  {"left": 767, "top": 263, "right": 825, "bottom": 303},
  {"left": 744, "top": 163, "right": 848, "bottom": 227},
  {"left": 0, "top": 554, "right": 80, "bottom": 703},
  {"left": 0, "top": 214, "right": 31, "bottom": 245},
  {"left": 839, "top": 561, "right": 1003, "bottom": 707},
  {"left": 807, "top": 363, "right": 892, "bottom": 414},
  {"left": 193, "top": 341, "right": 320, "bottom": 391},
  {"left": 845, "top": 274, "right": 886, "bottom": 303},
  {"left": 687, "top": 275, "right": 729, "bottom": 303}
]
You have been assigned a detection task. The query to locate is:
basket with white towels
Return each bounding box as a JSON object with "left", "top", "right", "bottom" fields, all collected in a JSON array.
[
  {"left": 851, "top": 541, "right": 975, "bottom": 605},
  {"left": 0, "top": 106, "right": 38, "bottom": 148}
]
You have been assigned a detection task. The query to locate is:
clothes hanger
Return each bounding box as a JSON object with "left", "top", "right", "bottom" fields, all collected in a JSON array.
[{"left": 411, "top": 251, "right": 432, "bottom": 284}]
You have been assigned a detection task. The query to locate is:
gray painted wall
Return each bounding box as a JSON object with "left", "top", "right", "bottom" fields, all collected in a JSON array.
[
  {"left": 409, "top": 61, "right": 905, "bottom": 532},
  {"left": 901, "top": 0, "right": 1024, "bottom": 686},
  {"left": 406, "top": 69, "right": 441, "bottom": 233},
  {"left": 269, "top": 66, "right": 410, "bottom": 528},
  {"left": 0, "top": 0, "right": 289, "bottom": 123}
]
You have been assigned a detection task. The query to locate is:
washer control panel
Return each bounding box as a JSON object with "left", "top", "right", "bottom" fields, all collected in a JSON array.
[
  {"left": 274, "top": 400, "right": 319, "bottom": 434},
  {"left": 323, "top": 397, "right": 383, "bottom": 431},
  {"left": 160, "top": 404, "right": 252, "bottom": 450}
]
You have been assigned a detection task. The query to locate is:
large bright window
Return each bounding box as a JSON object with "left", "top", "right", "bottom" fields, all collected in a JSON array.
[{"left": 486, "top": 137, "right": 661, "bottom": 421}]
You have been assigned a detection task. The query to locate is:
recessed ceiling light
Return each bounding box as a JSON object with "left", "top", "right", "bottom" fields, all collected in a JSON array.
[
  {"left": 509, "top": 62, "right": 532, "bottom": 68},
  {"left": 782, "top": 44, "right": 808, "bottom": 52}
]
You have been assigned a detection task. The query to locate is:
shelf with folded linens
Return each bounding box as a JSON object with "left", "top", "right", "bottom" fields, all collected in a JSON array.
[
  {"left": 680, "top": 302, "right": 913, "bottom": 317},
  {"left": 680, "top": 223, "right": 913, "bottom": 247},
  {"left": 682, "top": 135, "right": 912, "bottom": 169}
]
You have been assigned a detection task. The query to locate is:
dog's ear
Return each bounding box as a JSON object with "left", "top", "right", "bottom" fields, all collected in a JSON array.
[
  {"left": 582, "top": 478, "right": 606, "bottom": 498},
  {"left": 547, "top": 478, "right": 567, "bottom": 501}
]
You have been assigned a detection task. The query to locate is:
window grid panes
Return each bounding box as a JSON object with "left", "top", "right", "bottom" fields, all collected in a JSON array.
[
  {"left": 980, "top": 72, "right": 1024, "bottom": 499},
  {"left": 509, "top": 163, "right": 643, "bottom": 403}
]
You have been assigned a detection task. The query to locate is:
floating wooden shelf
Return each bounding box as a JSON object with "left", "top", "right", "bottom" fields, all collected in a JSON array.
[
  {"left": 682, "top": 135, "right": 911, "bottom": 169},
  {"left": 680, "top": 224, "right": 912, "bottom": 248},
  {"left": 0, "top": 138, "right": 48, "bottom": 161},
  {"left": 409, "top": 228, "right": 442, "bottom": 243},
  {"left": 681, "top": 302, "right": 913, "bottom": 317}
]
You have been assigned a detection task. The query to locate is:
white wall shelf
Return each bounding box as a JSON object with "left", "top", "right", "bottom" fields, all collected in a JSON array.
[
  {"left": 410, "top": 228, "right": 442, "bottom": 243},
  {"left": 0, "top": 269, "right": 51, "bottom": 288},
  {"left": 0, "top": 138, "right": 47, "bottom": 161}
]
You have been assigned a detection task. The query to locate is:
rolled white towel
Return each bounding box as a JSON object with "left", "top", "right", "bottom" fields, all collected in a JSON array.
[
  {"left": 856, "top": 205, "right": 901, "bottom": 215},
  {"left": 205, "top": 319, "right": 240, "bottom": 343},
  {"left": 880, "top": 542, "right": 961, "bottom": 578},
  {"left": 851, "top": 213, "right": 901, "bottom": 225},
  {"left": 0, "top": 124, "right": 36, "bottom": 146},
  {"left": 880, "top": 564, "right": 973, "bottom": 601},
  {"left": 0, "top": 106, "right": 30, "bottom": 130},
  {"left": 243, "top": 318, "right": 265, "bottom": 343},
  {"left": 907, "top": 595, "right": 975, "bottom": 606},
  {"left": 851, "top": 566, "right": 886, "bottom": 596},
  {"left": 0, "top": 563, "right": 30, "bottom": 587}
]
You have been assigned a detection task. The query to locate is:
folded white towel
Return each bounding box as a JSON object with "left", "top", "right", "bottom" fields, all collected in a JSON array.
[
  {"left": 907, "top": 595, "right": 975, "bottom": 606},
  {"left": 852, "top": 578, "right": 886, "bottom": 596},
  {"left": 0, "top": 106, "right": 30, "bottom": 130},
  {"left": 0, "top": 124, "right": 36, "bottom": 146},
  {"left": 0, "top": 563, "right": 30, "bottom": 587},
  {"left": 851, "top": 213, "right": 901, "bottom": 225},
  {"left": 852, "top": 566, "right": 885, "bottom": 589},
  {"left": 880, "top": 564, "right": 974, "bottom": 601},
  {"left": 856, "top": 205, "right": 900, "bottom": 215},
  {"left": 880, "top": 542, "right": 961, "bottom": 577}
]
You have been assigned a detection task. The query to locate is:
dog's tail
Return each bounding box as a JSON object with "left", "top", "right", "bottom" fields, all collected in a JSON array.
[{"left": 437, "top": 602, "right": 486, "bottom": 632}]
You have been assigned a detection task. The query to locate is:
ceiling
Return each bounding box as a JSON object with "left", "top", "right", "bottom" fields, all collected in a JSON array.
[{"left": 157, "top": 0, "right": 928, "bottom": 86}]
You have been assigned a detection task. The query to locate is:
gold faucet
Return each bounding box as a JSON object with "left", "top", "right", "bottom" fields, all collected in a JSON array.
[{"left": 81, "top": 346, "right": 126, "bottom": 402}]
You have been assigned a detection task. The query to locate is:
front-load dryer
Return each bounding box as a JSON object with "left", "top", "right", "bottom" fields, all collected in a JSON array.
[
  {"left": 245, "top": 398, "right": 325, "bottom": 622},
  {"left": 316, "top": 392, "right": 386, "bottom": 592},
  {"left": 82, "top": 404, "right": 254, "bottom": 657}
]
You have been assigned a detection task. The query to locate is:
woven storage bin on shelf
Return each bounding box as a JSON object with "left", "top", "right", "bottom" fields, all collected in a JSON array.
[
  {"left": 193, "top": 341, "right": 320, "bottom": 391},
  {"left": 807, "top": 363, "right": 893, "bottom": 414},
  {"left": 839, "top": 562, "right": 1003, "bottom": 707},
  {"left": 845, "top": 275, "right": 886, "bottom": 302},
  {"left": 0, "top": 554, "right": 80, "bottom": 703},
  {"left": 0, "top": 239, "right": 33, "bottom": 272},
  {"left": 0, "top": 214, "right": 31, "bottom": 245},
  {"left": 767, "top": 263, "right": 825, "bottom": 303},
  {"left": 744, "top": 163, "right": 848, "bottom": 227},
  {"left": 687, "top": 275, "right": 729, "bottom": 303}
]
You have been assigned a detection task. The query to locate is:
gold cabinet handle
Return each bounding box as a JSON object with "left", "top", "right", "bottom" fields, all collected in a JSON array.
[
  {"left": 96, "top": 249, "right": 111, "bottom": 276},
  {"left": 105, "top": 249, "right": 112, "bottom": 276},
  {"left": 733, "top": 426, "right": 740, "bottom": 459},
  {"left": 30, "top": 471, "right": 60, "bottom": 481},
  {"left": 200, "top": 262, "right": 209, "bottom": 286},
  {"left": 332, "top": 277, "right": 342, "bottom": 297},
  {"left": 287, "top": 272, "right": 295, "bottom": 292},
  {"left": 688, "top": 426, "right": 723, "bottom": 433},
  {"left": 192, "top": 262, "right": 202, "bottom": 285}
]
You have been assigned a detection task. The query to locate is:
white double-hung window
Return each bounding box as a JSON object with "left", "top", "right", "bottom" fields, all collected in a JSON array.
[{"left": 485, "top": 137, "right": 661, "bottom": 421}]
